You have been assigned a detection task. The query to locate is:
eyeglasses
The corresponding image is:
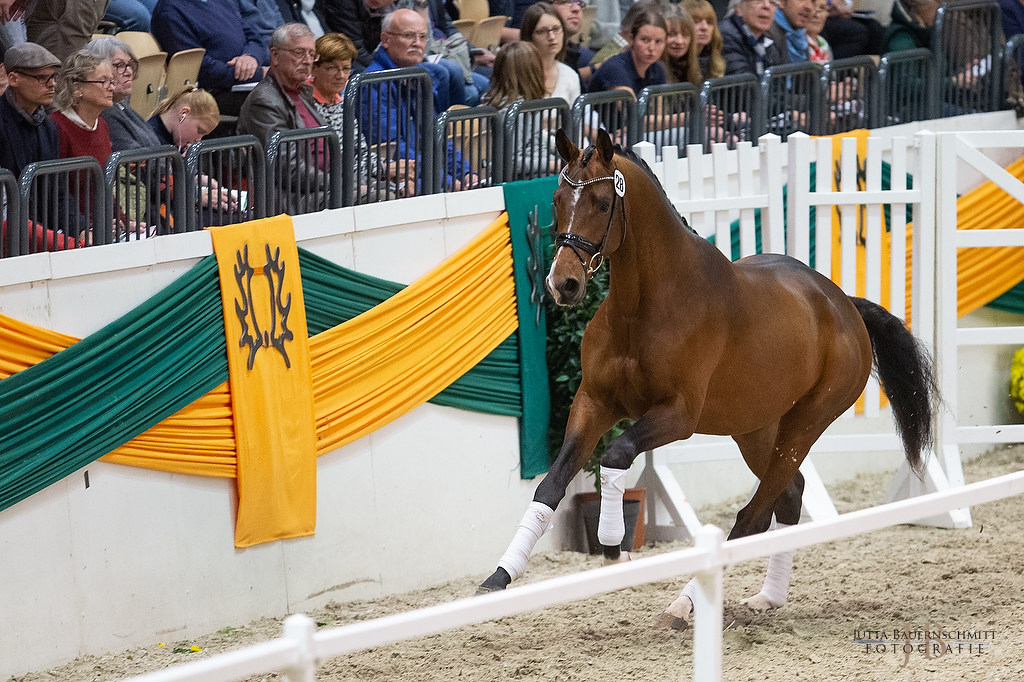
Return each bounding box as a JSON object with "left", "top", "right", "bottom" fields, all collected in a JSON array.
[
  {"left": 387, "top": 30, "right": 428, "bottom": 42},
  {"left": 13, "top": 71, "right": 56, "bottom": 85},
  {"left": 552, "top": 0, "right": 587, "bottom": 7},
  {"left": 279, "top": 47, "right": 316, "bottom": 60},
  {"left": 112, "top": 59, "right": 139, "bottom": 74},
  {"left": 533, "top": 25, "right": 564, "bottom": 37},
  {"left": 319, "top": 64, "right": 352, "bottom": 76},
  {"left": 743, "top": 0, "right": 780, "bottom": 6},
  {"left": 78, "top": 78, "right": 117, "bottom": 88}
]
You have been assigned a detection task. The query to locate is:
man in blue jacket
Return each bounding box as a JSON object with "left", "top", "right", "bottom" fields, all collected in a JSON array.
[{"left": 151, "top": 0, "right": 270, "bottom": 120}]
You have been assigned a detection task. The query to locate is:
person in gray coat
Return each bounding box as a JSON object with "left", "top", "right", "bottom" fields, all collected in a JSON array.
[{"left": 237, "top": 22, "right": 329, "bottom": 214}]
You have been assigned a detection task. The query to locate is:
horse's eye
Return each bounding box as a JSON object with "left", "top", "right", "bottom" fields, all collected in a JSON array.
[{"left": 598, "top": 201, "right": 610, "bottom": 213}]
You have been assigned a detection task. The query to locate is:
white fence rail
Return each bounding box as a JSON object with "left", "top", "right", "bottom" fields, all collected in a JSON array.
[{"left": 123, "top": 469, "right": 1024, "bottom": 682}]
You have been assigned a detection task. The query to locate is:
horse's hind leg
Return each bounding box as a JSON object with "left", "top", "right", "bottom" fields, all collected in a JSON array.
[{"left": 740, "top": 470, "right": 804, "bottom": 612}]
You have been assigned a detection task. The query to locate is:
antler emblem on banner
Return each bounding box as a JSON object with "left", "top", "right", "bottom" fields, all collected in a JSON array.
[{"left": 233, "top": 243, "right": 294, "bottom": 370}]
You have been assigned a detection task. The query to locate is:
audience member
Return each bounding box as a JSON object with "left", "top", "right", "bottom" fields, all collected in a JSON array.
[
  {"left": 1001, "top": 0, "right": 1024, "bottom": 41},
  {"left": 276, "top": 0, "right": 328, "bottom": 36},
  {"left": 806, "top": 0, "right": 832, "bottom": 62},
  {"left": 0, "top": 0, "right": 27, "bottom": 56},
  {"left": 720, "top": 0, "right": 786, "bottom": 76},
  {"left": 820, "top": 0, "right": 884, "bottom": 58},
  {"left": 588, "top": 7, "right": 667, "bottom": 97},
  {"left": 663, "top": 5, "right": 702, "bottom": 86},
  {"left": 84, "top": 37, "right": 155, "bottom": 151},
  {"left": 149, "top": 86, "right": 221, "bottom": 150},
  {"left": 521, "top": 2, "right": 581, "bottom": 105},
  {"left": 407, "top": 0, "right": 490, "bottom": 106},
  {"left": 321, "top": 0, "right": 392, "bottom": 72},
  {"left": 237, "top": 23, "right": 329, "bottom": 211},
  {"left": 25, "top": 0, "right": 109, "bottom": 61},
  {"left": 311, "top": 32, "right": 407, "bottom": 199},
  {"left": 104, "top": 0, "right": 157, "bottom": 32},
  {"left": 239, "top": 0, "right": 288, "bottom": 48},
  {"left": 51, "top": 52, "right": 114, "bottom": 168},
  {"left": 0, "top": 62, "right": 8, "bottom": 95},
  {"left": 483, "top": 41, "right": 557, "bottom": 176},
  {"left": 551, "top": 0, "right": 596, "bottom": 81},
  {"left": 767, "top": 0, "right": 814, "bottom": 64},
  {"left": 0, "top": 42, "right": 59, "bottom": 178},
  {"left": 151, "top": 0, "right": 270, "bottom": 119},
  {"left": 683, "top": 0, "right": 725, "bottom": 80}
]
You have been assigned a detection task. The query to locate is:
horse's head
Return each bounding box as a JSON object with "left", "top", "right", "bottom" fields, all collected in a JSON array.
[{"left": 546, "top": 128, "right": 627, "bottom": 307}]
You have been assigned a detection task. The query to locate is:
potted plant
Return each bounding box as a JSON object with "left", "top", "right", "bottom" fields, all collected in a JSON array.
[{"left": 545, "top": 251, "right": 645, "bottom": 554}]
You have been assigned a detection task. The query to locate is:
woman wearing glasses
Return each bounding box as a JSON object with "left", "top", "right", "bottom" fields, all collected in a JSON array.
[
  {"left": 83, "top": 37, "right": 159, "bottom": 152},
  {"left": 521, "top": 2, "right": 581, "bottom": 105},
  {"left": 51, "top": 52, "right": 115, "bottom": 172}
]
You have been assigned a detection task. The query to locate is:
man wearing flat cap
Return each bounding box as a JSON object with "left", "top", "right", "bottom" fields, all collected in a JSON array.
[{"left": 0, "top": 42, "right": 60, "bottom": 178}]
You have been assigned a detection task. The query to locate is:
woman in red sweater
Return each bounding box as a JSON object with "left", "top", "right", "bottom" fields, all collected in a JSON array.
[{"left": 51, "top": 52, "right": 115, "bottom": 166}]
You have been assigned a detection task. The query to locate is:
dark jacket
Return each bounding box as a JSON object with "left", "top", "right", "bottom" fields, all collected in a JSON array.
[
  {"left": 881, "top": 0, "right": 933, "bottom": 54},
  {"left": 320, "top": 0, "right": 385, "bottom": 72},
  {"left": 102, "top": 98, "right": 164, "bottom": 152},
  {"left": 0, "top": 89, "right": 60, "bottom": 179},
  {"left": 720, "top": 12, "right": 787, "bottom": 76},
  {"left": 151, "top": 0, "right": 270, "bottom": 94}
]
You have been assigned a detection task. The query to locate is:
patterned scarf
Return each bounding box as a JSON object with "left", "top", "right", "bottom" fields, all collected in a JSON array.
[{"left": 738, "top": 17, "right": 771, "bottom": 76}]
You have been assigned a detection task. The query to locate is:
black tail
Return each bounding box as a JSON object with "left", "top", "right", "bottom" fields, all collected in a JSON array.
[{"left": 851, "top": 297, "right": 939, "bottom": 478}]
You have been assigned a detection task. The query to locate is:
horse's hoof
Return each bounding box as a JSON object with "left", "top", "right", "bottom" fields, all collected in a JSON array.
[
  {"left": 740, "top": 593, "right": 781, "bottom": 612},
  {"left": 475, "top": 567, "right": 511, "bottom": 595},
  {"left": 655, "top": 612, "right": 689, "bottom": 631},
  {"left": 602, "top": 550, "right": 631, "bottom": 566}
]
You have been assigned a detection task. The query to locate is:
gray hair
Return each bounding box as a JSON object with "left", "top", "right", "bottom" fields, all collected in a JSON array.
[
  {"left": 54, "top": 51, "right": 108, "bottom": 111},
  {"left": 82, "top": 35, "right": 137, "bottom": 62},
  {"left": 270, "top": 22, "right": 315, "bottom": 49}
]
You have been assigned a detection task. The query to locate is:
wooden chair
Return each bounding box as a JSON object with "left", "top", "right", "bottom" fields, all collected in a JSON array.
[
  {"left": 453, "top": 0, "right": 490, "bottom": 22},
  {"left": 471, "top": 15, "right": 507, "bottom": 50},
  {"left": 117, "top": 31, "right": 164, "bottom": 58},
  {"left": 162, "top": 48, "right": 205, "bottom": 100},
  {"left": 453, "top": 19, "right": 478, "bottom": 46},
  {"left": 130, "top": 52, "right": 167, "bottom": 118}
]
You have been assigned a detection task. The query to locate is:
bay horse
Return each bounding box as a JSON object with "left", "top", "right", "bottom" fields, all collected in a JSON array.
[{"left": 477, "top": 128, "right": 937, "bottom": 627}]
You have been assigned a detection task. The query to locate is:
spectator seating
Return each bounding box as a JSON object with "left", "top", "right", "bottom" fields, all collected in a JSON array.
[
  {"left": 472, "top": 15, "right": 507, "bottom": 50},
  {"left": 453, "top": 0, "right": 491, "bottom": 21},
  {"left": 162, "top": 48, "right": 205, "bottom": 100},
  {"left": 117, "top": 31, "right": 164, "bottom": 59},
  {"left": 130, "top": 51, "right": 168, "bottom": 118}
]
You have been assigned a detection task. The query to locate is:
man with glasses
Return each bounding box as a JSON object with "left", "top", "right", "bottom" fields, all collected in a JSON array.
[
  {"left": 0, "top": 42, "right": 60, "bottom": 179},
  {"left": 237, "top": 23, "right": 329, "bottom": 213},
  {"left": 151, "top": 0, "right": 270, "bottom": 122},
  {"left": 720, "top": 0, "right": 787, "bottom": 75},
  {"left": 552, "top": 0, "right": 597, "bottom": 81},
  {"left": 766, "top": 0, "right": 814, "bottom": 63}
]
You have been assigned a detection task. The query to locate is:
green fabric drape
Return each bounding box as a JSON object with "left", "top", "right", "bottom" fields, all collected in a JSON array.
[{"left": 0, "top": 256, "right": 228, "bottom": 512}]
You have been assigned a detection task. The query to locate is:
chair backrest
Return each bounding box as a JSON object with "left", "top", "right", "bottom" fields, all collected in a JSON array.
[
  {"left": 453, "top": 19, "right": 478, "bottom": 46},
  {"left": 130, "top": 52, "right": 167, "bottom": 118},
  {"left": 117, "top": 31, "right": 164, "bottom": 58},
  {"left": 163, "top": 48, "right": 205, "bottom": 100},
  {"left": 578, "top": 4, "right": 597, "bottom": 45},
  {"left": 456, "top": 0, "right": 490, "bottom": 21},
  {"left": 472, "top": 15, "right": 506, "bottom": 49}
]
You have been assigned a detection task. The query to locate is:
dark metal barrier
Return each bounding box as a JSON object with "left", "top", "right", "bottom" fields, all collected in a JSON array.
[
  {"left": 878, "top": 48, "right": 938, "bottom": 125},
  {"left": 1001, "top": 33, "right": 1024, "bottom": 112},
  {"left": 699, "top": 74, "right": 762, "bottom": 152},
  {"left": 821, "top": 56, "right": 879, "bottom": 134},
  {"left": 1, "top": 169, "right": 19, "bottom": 258},
  {"left": 346, "top": 67, "right": 436, "bottom": 202},
  {"left": 105, "top": 146, "right": 186, "bottom": 241},
  {"left": 266, "top": 126, "right": 343, "bottom": 215},
  {"left": 18, "top": 157, "right": 108, "bottom": 254},
  {"left": 436, "top": 105, "right": 502, "bottom": 191},
  {"left": 761, "top": 62, "right": 823, "bottom": 139},
  {"left": 501, "top": 98, "right": 570, "bottom": 183},
  {"left": 571, "top": 90, "right": 638, "bottom": 149},
  {"left": 184, "top": 135, "right": 266, "bottom": 230},
  {"left": 934, "top": 0, "right": 1002, "bottom": 115},
  {"left": 637, "top": 83, "right": 700, "bottom": 157}
]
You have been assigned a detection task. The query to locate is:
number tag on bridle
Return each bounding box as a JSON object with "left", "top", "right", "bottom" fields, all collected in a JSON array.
[{"left": 613, "top": 170, "right": 625, "bottom": 197}]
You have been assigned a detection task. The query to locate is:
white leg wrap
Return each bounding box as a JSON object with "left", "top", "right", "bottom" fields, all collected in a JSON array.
[
  {"left": 497, "top": 501, "right": 554, "bottom": 581},
  {"left": 756, "top": 522, "right": 794, "bottom": 607},
  {"left": 680, "top": 577, "right": 700, "bottom": 604},
  {"left": 597, "top": 465, "right": 628, "bottom": 546}
]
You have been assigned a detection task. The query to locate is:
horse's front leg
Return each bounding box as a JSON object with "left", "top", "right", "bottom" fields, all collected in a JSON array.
[
  {"left": 597, "top": 405, "right": 696, "bottom": 564},
  {"left": 476, "top": 393, "right": 616, "bottom": 594}
]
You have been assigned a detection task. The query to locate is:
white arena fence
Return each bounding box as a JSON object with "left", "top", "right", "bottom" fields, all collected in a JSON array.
[{"left": 122, "top": 470, "right": 1024, "bottom": 682}]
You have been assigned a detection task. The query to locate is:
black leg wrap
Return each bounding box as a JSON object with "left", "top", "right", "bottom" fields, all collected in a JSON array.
[{"left": 475, "top": 567, "right": 512, "bottom": 595}]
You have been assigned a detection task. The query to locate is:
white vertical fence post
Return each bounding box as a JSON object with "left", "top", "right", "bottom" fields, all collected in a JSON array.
[
  {"left": 691, "top": 525, "right": 724, "bottom": 682},
  {"left": 758, "top": 133, "right": 784, "bottom": 254},
  {"left": 281, "top": 614, "right": 318, "bottom": 682}
]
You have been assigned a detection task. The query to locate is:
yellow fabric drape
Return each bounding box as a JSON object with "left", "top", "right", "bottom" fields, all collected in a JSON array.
[
  {"left": 210, "top": 215, "right": 317, "bottom": 548},
  {"left": 310, "top": 215, "right": 518, "bottom": 454}
]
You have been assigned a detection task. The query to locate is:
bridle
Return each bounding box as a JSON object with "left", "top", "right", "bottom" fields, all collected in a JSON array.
[{"left": 554, "top": 164, "right": 627, "bottom": 277}]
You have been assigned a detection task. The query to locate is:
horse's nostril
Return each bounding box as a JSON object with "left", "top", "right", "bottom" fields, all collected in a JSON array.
[{"left": 560, "top": 278, "right": 580, "bottom": 296}]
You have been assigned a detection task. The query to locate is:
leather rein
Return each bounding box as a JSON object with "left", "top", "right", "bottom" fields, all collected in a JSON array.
[{"left": 554, "top": 164, "right": 627, "bottom": 277}]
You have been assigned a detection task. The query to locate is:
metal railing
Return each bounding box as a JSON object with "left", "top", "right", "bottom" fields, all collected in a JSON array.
[
  {"left": 184, "top": 135, "right": 266, "bottom": 229},
  {"left": 637, "top": 82, "right": 700, "bottom": 156},
  {"left": 878, "top": 48, "right": 938, "bottom": 125},
  {"left": 572, "top": 90, "right": 638, "bottom": 149},
  {"left": 17, "top": 157, "right": 108, "bottom": 254},
  {"left": 761, "top": 62, "right": 823, "bottom": 139},
  {"left": 437, "top": 104, "right": 502, "bottom": 191},
  {"left": 821, "top": 56, "right": 879, "bottom": 134},
  {"left": 934, "top": 0, "right": 1003, "bottom": 115},
  {"left": 105, "top": 146, "right": 186, "bottom": 240},
  {"left": 0, "top": 169, "right": 19, "bottom": 258},
  {"left": 700, "top": 73, "right": 762, "bottom": 152},
  {"left": 266, "top": 126, "right": 343, "bottom": 215},
  {"left": 501, "top": 98, "right": 570, "bottom": 183}
]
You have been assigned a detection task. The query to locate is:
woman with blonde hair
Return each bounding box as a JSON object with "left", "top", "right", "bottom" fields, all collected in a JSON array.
[
  {"left": 51, "top": 51, "right": 115, "bottom": 168},
  {"left": 682, "top": 0, "right": 725, "bottom": 80},
  {"left": 148, "top": 86, "right": 221, "bottom": 152},
  {"left": 663, "top": 5, "right": 703, "bottom": 86}
]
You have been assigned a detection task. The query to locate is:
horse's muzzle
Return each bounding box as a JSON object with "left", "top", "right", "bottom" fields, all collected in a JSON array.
[{"left": 546, "top": 272, "right": 585, "bottom": 307}]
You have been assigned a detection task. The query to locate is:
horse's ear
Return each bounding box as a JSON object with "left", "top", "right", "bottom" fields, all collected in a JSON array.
[
  {"left": 596, "top": 129, "right": 615, "bottom": 164},
  {"left": 555, "top": 128, "right": 579, "bottom": 164}
]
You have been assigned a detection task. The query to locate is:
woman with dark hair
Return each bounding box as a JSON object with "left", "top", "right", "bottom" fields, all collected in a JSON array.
[
  {"left": 588, "top": 8, "right": 667, "bottom": 96},
  {"left": 521, "top": 2, "right": 581, "bottom": 105},
  {"left": 663, "top": 5, "right": 702, "bottom": 86}
]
